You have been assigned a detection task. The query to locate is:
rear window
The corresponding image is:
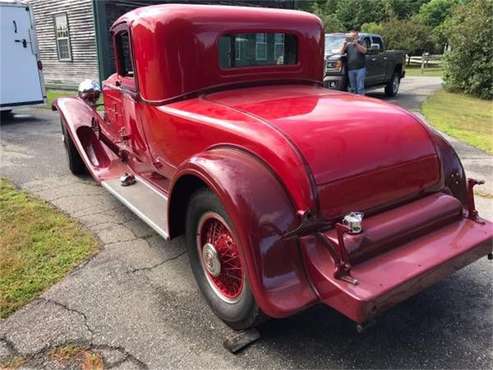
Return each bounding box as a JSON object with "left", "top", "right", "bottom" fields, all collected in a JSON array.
[{"left": 219, "top": 33, "right": 297, "bottom": 69}]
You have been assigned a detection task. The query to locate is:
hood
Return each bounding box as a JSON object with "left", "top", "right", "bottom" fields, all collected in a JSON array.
[
  {"left": 325, "top": 53, "right": 343, "bottom": 60},
  {"left": 206, "top": 85, "right": 441, "bottom": 218}
]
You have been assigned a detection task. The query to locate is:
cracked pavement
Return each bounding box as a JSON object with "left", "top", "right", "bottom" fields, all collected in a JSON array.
[{"left": 0, "top": 77, "right": 492, "bottom": 369}]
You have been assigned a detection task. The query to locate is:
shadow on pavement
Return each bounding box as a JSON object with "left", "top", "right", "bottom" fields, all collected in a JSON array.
[
  {"left": 1, "top": 111, "right": 46, "bottom": 126},
  {"left": 253, "top": 265, "right": 491, "bottom": 368}
]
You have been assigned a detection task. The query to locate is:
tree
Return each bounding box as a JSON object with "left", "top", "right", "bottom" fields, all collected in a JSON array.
[
  {"left": 335, "top": 0, "right": 387, "bottom": 30},
  {"left": 443, "top": 0, "right": 493, "bottom": 99},
  {"left": 382, "top": 0, "right": 431, "bottom": 19},
  {"left": 361, "top": 22, "right": 384, "bottom": 35},
  {"left": 417, "top": 0, "right": 461, "bottom": 28},
  {"left": 378, "top": 18, "right": 435, "bottom": 63},
  {"left": 311, "top": 1, "right": 345, "bottom": 32},
  {"left": 322, "top": 13, "right": 346, "bottom": 32}
]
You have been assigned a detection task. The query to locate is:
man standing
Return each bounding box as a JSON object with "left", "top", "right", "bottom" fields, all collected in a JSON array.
[{"left": 341, "top": 30, "right": 367, "bottom": 95}]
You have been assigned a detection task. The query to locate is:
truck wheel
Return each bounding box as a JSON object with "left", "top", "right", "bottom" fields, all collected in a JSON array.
[
  {"left": 339, "top": 77, "right": 348, "bottom": 92},
  {"left": 0, "top": 109, "right": 13, "bottom": 121},
  {"left": 60, "top": 119, "right": 86, "bottom": 175},
  {"left": 186, "top": 188, "right": 263, "bottom": 330},
  {"left": 385, "top": 72, "right": 400, "bottom": 97}
]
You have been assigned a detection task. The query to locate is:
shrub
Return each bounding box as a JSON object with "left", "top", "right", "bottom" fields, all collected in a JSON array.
[
  {"left": 443, "top": 0, "right": 493, "bottom": 99},
  {"left": 378, "top": 18, "right": 435, "bottom": 57}
]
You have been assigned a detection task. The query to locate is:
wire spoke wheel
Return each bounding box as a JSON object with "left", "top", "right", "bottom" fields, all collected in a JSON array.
[{"left": 196, "top": 212, "right": 244, "bottom": 303}]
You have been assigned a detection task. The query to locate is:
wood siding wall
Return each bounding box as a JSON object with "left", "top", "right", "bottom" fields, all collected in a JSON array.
[{"left": 29, "top": 0, "right": 98, "bottom": 89}]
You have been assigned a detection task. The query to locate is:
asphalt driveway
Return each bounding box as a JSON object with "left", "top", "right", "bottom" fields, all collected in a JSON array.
[{"left": 1, "top": 77, "right": 492, "bottom": 369}]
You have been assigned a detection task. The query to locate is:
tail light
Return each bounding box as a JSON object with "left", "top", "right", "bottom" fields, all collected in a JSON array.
[{"left": 37, "top": 60, "right": 43, "bottom": 71}]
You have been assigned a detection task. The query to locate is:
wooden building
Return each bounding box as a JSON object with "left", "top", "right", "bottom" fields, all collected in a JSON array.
[{"left": 28, "top": 0, "right": 297, "bottom": 89}]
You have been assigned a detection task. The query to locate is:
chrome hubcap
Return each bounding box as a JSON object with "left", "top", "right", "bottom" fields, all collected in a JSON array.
[
  {"left": 202, "top": 242, "right": 221, "bottom": 277},
  {"left": 393, "top": 77, "right": 399, "bottom": 92},
  {"left": 196, "top": 212, "right": 244, "bottom": 303}
]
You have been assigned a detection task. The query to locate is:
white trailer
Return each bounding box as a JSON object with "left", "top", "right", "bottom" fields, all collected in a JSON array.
[{"left": 0, "top": 0, "right": 45, "bottom": 113}]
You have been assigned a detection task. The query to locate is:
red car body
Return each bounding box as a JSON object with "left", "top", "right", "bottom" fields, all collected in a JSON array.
[{"left": 53, "top": 4, "right": 492, "bottom": 327}]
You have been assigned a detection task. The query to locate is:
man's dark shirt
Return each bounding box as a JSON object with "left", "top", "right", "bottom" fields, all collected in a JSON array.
[{"left": 346, "top": 41, "right": 366, "bottom": 70}]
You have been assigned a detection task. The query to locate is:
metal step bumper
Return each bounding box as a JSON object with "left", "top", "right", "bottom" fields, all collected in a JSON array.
[
  {"left": 301, "top": 213, "right": 493, "bottom": 323},
  {"left": 101, "top": 176, "right": 169, "bottom": 239}
]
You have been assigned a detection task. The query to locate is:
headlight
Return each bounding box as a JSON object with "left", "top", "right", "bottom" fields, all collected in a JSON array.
[{"left": 326, "top": 60, "right": 342, "bottom": 72}]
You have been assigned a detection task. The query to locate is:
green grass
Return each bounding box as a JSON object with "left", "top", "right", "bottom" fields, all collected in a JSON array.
[
  {"left": 46, "top": 89, "right": 77, "bottom": 108},
  {"left": 405, "top": 65, "right": 443, "bottom": 77},
  {"left": 46, "top": 89, "right": 103, "bottom": 110},
  {"left": 0, "top": 179, "right": 99, "bottom": 318},
  {"left": 421, "top": 89, "right": 493, "bottom": 154}
]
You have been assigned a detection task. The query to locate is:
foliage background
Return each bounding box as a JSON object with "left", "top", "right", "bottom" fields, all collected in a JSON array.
[
  {"left": 442, "top": 0, "right": 493, "bottom": 98},
  {"left": 301, "top": 0, "right": 492, "bottom": 98}
]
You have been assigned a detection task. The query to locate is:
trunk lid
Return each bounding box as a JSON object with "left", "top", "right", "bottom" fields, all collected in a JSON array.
[{"left": 206, "top": 85, "right": 440, "bottom": 219}]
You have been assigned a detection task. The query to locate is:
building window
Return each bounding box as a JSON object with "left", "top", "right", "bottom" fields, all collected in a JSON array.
[
  {"left": 54, "top": 13, "right": 72, "bottom": 61},
  {"left": 274, "top": 33, "right": 285, "bottom": 63},
  {"left": 255, "top": 33, "right": 267, "bottom": 61}
]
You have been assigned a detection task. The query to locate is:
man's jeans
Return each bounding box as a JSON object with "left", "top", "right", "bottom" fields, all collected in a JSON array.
[{"left": 348, "top": 67, "right": 366, "bottom": 95}]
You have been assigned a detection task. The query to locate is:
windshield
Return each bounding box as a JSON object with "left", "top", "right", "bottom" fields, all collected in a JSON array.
[{"left": 325, "top": 34, "right": 346, "bottom": 55}]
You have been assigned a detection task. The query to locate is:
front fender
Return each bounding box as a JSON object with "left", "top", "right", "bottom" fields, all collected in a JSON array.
[
  {"left": 169, "top": 147, "right": 318, "bottom": 318},
  {"left": 53, "top": 97, "right": 120, "bottom": 182}
]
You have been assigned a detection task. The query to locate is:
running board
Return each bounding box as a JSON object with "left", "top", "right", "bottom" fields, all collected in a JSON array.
[{"left": 101, "top": 176, "right": 169, "bottom": 239}]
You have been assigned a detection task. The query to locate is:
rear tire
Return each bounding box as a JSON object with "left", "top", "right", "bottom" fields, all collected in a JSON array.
[
  {"left": 60, "top": 119, "right": 86, "bottom": 176},
  {"left": 385, "top": 71, "right": 400, "bottom": 97},
  {"left": 0, "top": 110, "right": 13, "bottom": 121},
  {"left": 185, "top": 188, "right": 263, "bottom": 330}
]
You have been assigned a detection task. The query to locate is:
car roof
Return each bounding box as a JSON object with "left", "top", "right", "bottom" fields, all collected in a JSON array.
[{"left": 112, "top": 4, "right": 324, "bottom": 103}]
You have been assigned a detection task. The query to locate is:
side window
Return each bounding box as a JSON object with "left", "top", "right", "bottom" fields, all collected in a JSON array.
[
  {"left": 115, "top": 31, "right": 134, "bottom": 77},
  {"left": 54, "top": 13, "right": 72, "bottom": 61},
  {"left": 372, "top": 36, "right": 384, "bottom": 51},
  {"left": 362, "top": 37, "right": 371, "bottom": 49}
]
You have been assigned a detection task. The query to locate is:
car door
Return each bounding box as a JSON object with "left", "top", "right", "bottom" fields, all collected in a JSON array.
[
  {"left": 362, "top": 36, "right": 378, "bottom": 86},
  {"left": 102, "top": 73, "right": 124, "bottom": 142},
  {"left": 103, "top": 27, "right": 149, "bottom": 164},
  {"left": 371, "top": 36, "right": 387, "bottom": 84}
]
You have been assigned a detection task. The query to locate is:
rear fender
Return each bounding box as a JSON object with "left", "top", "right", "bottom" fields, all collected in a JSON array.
[
  {"left": 410, "top": 113, "right": 468, "bottom": 207},
  {"left": 169, "top": 147, "right": 318, "bottom": 318},
  {"left": 53, "top": 97, "right": 121, "bottom": 182}
]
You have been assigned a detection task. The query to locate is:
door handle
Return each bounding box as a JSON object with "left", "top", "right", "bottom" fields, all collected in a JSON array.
[
  {"left": 14, "top": 39, "right": 27, "bottom": 48},
  {"left": 383, "top": 57, "right": 388, "bottom": 60},
  {"left": 371, "top": 57, "right": 376, "bottom": 61}
]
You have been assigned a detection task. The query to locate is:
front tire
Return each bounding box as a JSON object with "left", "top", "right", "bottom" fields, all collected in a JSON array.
[
  {"left": 385, "top": 71, "right": 401, "bottom": 97},
  {"left": 185, "top": 189, "right": 262, "bottom": 330},
  {"left": 60, "top": 119, "right": 86, "bottom": 176}
]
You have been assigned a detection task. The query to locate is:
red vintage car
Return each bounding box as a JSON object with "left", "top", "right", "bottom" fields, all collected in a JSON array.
[{"left": 53, "top": 4, "right": 492, "bottom": 330}]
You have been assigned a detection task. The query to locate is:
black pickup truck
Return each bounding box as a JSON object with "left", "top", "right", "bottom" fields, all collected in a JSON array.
[{"left": 324, "top": 32, "right": 406, "bottom": 96}]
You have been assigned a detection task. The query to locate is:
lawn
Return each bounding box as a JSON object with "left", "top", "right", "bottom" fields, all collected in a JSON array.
[
  {"left": 46, "top": 89, "right": 76, "bottom": 108},
  {"left": 0, "top": 179, "right": 99, "bottom": 318},
  {"left": 46, "top": 89, "right": 103, "bottom": 110},
  {"left": 421, "top": 89, "right": 493, "bottom": 154},
  {"left": 405, "top": 65, "right": 443, "bottom": 77}
]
